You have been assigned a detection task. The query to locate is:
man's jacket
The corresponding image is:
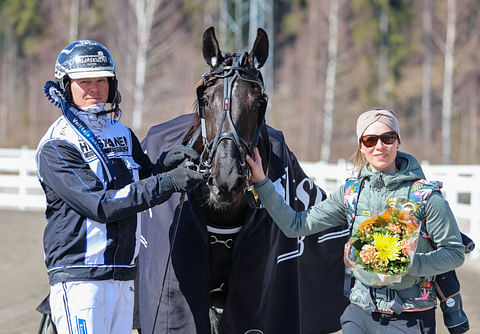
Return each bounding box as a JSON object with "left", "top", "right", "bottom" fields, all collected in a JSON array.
[{"left": 36, "top": 110, "right": 172, "bottom": 285}]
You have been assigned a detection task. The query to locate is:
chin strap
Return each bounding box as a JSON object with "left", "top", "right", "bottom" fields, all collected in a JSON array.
[
  {"left": 95, "top": 89, "right": 122, "bottom": 120},
  {"left": 94, "top": 102, "right": 119, "bottom": 116}
]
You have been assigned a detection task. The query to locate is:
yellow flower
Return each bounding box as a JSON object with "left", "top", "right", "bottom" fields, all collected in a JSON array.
[{"left": 373, "top": 232, "right": 401, "bottom": 265}]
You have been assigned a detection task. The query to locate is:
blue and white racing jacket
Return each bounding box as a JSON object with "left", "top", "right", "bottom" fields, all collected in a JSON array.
[{"left": 36, "top": 107, "right": 174, "bottom": 285}]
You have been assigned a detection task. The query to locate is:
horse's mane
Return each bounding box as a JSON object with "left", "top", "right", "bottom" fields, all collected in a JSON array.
[{"left": 182, "top": 112, "right": 202, "bottom": 153}]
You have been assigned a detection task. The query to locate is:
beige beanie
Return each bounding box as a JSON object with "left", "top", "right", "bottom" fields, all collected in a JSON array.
[{"left": 356, "top": 109, "right": 401, "bottom": 143}]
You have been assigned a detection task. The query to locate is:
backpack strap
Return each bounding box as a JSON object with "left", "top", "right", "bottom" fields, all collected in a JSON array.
[
  {"left": 343, "top": 177, "right": 365, "bottom": 296},
  {"left": 344, "top": 177, "right": 365, "bottom": 229},
  {"left": 408, "top": 179, "right": 442, "bottom": 237}
]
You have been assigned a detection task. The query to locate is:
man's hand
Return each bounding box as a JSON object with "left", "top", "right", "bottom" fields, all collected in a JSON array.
[
  {"left": 167, "top": 167, "right": 204, "bottom": 192},
  {"left": 157, "top": 145, "right": 199, "bottom": 172}
]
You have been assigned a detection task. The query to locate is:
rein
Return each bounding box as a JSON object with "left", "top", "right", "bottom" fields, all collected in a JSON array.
[{"left": 151, "top": 131, "right": 201, "bottom": 334}]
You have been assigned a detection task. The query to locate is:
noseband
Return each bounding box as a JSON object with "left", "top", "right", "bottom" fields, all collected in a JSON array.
[{"left": 196, "top": 53, "right": 268, "bottom": 178}]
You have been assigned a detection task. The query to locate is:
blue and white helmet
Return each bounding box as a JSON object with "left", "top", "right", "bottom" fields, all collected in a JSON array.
[
  {"left": 55, "top": 40, "right": 115, "bottom": 80},
  {"left": 55, "top": 40, "right": 118, "bottom": 104}
]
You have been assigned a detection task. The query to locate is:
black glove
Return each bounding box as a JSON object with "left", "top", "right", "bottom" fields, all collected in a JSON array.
[
  {"left": 157, "top": 145, "right": 200, "bottom": 172},
  {"left": 167, "top": 167, "right": 204, "bottom": 192}
]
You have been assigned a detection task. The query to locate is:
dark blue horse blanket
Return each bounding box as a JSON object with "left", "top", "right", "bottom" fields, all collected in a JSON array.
[{"left": 137, "top": 113, "right": 349, "bottom": 333}]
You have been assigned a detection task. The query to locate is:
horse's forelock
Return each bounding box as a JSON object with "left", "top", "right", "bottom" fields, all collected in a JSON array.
[
  {"left": 220, "top": 52, "right": 236, "bottom": 66},
  {"left": 216, "top": 51, "right": 250, "bottom": 68}
]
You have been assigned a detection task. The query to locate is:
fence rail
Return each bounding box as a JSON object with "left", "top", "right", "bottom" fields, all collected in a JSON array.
[
  {"left": 0, "top": 147, "right": 45, "bottom": 211},
  {"left": 1, "top": 147, "right": 478, "bottom": 259}
]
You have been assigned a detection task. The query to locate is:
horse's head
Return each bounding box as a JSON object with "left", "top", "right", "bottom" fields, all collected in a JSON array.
[{"left": 195, "top": 26, "right": 269, "bottom": 212}]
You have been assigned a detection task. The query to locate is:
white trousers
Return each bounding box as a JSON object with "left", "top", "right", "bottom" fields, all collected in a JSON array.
[{"left": 50, "top": 280, "right": 134, "bottom": 334}]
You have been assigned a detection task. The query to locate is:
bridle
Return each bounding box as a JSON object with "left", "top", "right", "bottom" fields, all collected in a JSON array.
[{"left": 196, "top": 53, "right": 268, "bottom": 179}]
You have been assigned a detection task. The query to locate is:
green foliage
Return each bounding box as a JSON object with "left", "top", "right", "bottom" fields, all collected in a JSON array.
[
  {"left": 281, "top": 10, "right": 305, "bottom": 38},
  {"left": 277, "top": 0, "right": 307, "bottom": 45},
  {"left": 352, "top": 0, "right": 414, "bottom": 104},
  {"left": 0, "top": 0, "right": 43, "bottom": 55},
  {"left": 183, "top": 0, "right": 203, "bottom": 15},
  {"left": 352, "top": 0, "right": 379, "bottom": 45}
]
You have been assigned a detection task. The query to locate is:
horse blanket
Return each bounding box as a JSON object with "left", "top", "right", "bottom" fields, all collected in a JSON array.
[{"left": 137, "top": 113, "right": 349, "bottom": 334}]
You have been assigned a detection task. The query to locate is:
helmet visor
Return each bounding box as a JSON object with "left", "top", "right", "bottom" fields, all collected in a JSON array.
[{"left": 69, "top": 70, "right": 115, "bottom": 79}]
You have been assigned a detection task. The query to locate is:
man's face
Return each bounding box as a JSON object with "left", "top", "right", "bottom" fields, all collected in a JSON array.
[{"left": 70, "top": 77, "right": 109, "bottom": 107}]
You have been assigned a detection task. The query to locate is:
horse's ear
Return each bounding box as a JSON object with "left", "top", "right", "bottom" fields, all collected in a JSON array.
[
  {"left": 249, "top": 28, "right": 269, "bottom": 70},
  {"left": 202, "top": 26, "right": 224, "bottom": 68}
]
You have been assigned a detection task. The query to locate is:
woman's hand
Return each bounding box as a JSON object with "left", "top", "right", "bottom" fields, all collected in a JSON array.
[{"left": 246, "top": 148, "right": 266, "bottom": 184}]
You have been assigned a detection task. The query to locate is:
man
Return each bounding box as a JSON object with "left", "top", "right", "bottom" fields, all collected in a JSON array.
[{"left": 36, "top": 40, "right": 203, "bottom": 334}]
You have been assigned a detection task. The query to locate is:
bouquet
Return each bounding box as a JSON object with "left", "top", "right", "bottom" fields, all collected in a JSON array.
[{"left": 344, "top": 198, "right": 421, "bottom": 286}]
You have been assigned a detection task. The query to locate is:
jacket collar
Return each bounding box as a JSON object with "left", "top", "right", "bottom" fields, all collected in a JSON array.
[{"left": 360, "top": 151, "right": 425, "bottom": 188}]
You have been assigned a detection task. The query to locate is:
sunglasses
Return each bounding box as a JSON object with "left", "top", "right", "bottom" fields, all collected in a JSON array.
[{"left": 361, "top": 131, "right": 397, "bottom": 148}]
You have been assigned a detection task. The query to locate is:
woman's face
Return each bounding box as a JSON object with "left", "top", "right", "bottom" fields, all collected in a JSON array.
[
  {"left": 70, "top": 77, "right": 109, "bottom": 107},
  {"left": 360, "top": 121, "right": 399, "bottom": 173}
]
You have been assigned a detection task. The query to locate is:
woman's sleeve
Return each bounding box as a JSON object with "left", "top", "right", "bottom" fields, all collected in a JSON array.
[
  {"left": 254, "top": 178, "right": 347, "bottom": 237},
  {"left": 409, "top": 192, "right": 465, "bottom": 276}
]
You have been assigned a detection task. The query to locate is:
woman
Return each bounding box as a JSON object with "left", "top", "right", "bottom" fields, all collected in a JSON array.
[{"left": 246, "top": 108, "right": 465, "bottom": 333}]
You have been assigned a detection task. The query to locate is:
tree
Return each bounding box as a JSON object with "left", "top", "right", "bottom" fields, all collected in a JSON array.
[
  {"left": 109, "top": 0, "right": 186, "bottom": 136},
  {"left": 352, "top": 0, "right": 413, "bottom": 106},
  {"left": 320, "top": 0, "right": 339, "bottom": 162},
  {"left": 421, "top": 0, "right": 433, "bottom": 146},
  {"left": 130, "top": 0, "right": 161, "bottom": 132},
  {"left": 441, "top": 0, "right": 455, "bottom": 164},
  {"left": 0, "top": 0, "right": 43, "bottom": 146}
]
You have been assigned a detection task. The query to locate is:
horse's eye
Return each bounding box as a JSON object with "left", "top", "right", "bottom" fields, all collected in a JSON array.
[
  {"left": 252, "top": 97, "right": 266, "bottom": 112},
  {"left": 201, "top": 97, "right": 209, "bottom": 107}
]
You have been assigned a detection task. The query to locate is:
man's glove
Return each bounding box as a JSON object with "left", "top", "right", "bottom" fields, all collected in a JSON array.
[
  {"left": 157, "top": 145, "right": 200, "bottom": 172},
  {"left": 167, "top": 167, "right": 204, "bottom": 192}
]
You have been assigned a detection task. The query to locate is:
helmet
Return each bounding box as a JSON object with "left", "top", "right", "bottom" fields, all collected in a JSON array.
[{"left": 55, "top": 40, "right": 118, "bottom": 103}]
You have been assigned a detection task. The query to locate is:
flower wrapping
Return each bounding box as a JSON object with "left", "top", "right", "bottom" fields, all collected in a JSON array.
[{"left": 344, "top": 198, "right": 421, "bottom": 287}]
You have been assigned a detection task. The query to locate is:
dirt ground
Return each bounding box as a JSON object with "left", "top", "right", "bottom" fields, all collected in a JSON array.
[{"left": 1, "top": 209, "right": 478, "bottom": 334}]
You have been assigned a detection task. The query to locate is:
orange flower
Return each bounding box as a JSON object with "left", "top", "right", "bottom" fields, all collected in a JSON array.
[
  {"left": 398, "top": 211, "right": 411, "bottom": 221},
  {"left": 386, "top": 223, "right": 402, "bottom": 234},
  {"left": 382, "top": 211, "right": 391, "bottom": 222},
  {"left": 400, "top": 239, "right": 415, "bottom": 256},
  {"left": 359, "top": 244, "right": 377, "bottom": 264}
]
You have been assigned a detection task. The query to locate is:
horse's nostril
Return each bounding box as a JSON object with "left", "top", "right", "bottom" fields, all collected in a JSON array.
[{"left": 219, "top": 185, "right": 230, "bottom": 193}]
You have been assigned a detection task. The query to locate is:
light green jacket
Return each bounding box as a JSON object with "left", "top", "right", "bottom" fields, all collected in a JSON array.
[{"left": 254, "top": 151, "right": 465, "bottom": 312}]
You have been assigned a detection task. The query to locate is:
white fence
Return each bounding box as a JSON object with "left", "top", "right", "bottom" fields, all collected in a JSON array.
[
  {"left": 1, "top": 147, "right": 478, "bottom": 258},
  {"left": 0, "top": 147, "right": 45, "bottom": 211}
]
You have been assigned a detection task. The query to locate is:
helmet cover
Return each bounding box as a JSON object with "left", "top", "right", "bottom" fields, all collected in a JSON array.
[{"left": 55, "top": 40, "right": 115, "bottom": 80}]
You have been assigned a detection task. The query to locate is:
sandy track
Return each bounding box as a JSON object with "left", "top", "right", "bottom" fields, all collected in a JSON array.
[{"left": 1, "top": 209, "right": 478, "bottom": 334}]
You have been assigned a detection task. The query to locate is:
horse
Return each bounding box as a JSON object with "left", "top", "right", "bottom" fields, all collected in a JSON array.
[{"left": 137, "top": 26, "right": 349, "bottom": 334}]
